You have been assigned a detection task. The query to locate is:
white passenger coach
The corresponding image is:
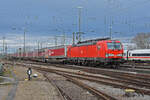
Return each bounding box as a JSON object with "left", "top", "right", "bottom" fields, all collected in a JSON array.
[{"left": 124, "top": 49, "right": 150, "bottom": 61}]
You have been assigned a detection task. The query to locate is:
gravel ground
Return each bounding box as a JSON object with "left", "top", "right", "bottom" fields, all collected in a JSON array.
[
  {"left": 13, "top": 64, "right": 99, "bottom": 100},
  {"left": 44, "top": 65, "right": 150, "bottom": 98},
  {"left": 0, "top": 85, "right": 12, "bottom": 100},
  {"left": 0, "top": 63, "right": 14, "bottom": 100},
  {"left": 43, "top": 65, "right": 113, "bottom": 79},
  {"left": 15, "top": 81, "right": 61, "bottom": 100},
  {"left": 47, "top": 73, "right": 99, "bottom": 100},
  {"left": 80, "top": 79, "right": 150, "bottom": 100},
  {"left": 12, "top": 65, "right": 62, "bottom": 100},
  {"left": 13, "top": 65, "right": 46, "bottom": 81},
  {"left": 6, "top": 61, "right": 150, "bottom": 100}
]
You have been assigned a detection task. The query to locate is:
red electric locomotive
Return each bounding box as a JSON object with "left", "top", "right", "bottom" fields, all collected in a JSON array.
[
  {"left": 11, "top": 38, "right": 124, "bottom": 67},
  {"left": 66, "top": 38, "right": 124, "bottom": 66}
]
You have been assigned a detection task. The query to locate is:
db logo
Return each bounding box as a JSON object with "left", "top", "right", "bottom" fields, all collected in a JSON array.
[
  {"left": 49, "top": 50, "right": 54, "bottom": 55},
  {"left": 81, "top": 50, "right": 83, "bottom": 54}
]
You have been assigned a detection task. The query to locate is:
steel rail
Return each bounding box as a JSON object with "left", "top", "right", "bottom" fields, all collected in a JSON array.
[
  {"left": 10, "top": 62, "right": 150, "bottom": 86},
  {"left": 12, "top": 62, "right": 150, "bottom": 95},
  {"left": 32, "top": 66, "right": 150, "bottom": 89},
  {"left": 18, "top": 61, "right": 150, "bottom": 80},
  {"left": 34, "top": 67, "right": 150, "bottom": 96},
  {"left": 44, "top": 73, "right": 72, "bottom": 100},
  {"left": 35, "top": 67, "right": 117, "bottom": 100},
  {"left": 7, "top": 60, "right": 150, "bottom": 80},
  {"left": 55, "top": 69, "right": 150, "bottom": 89},
  {"left": 83, "top": 68, "right": 150, "bottom": 82},
  {"left": 6, "top": 62, "right": 150, "bottom": 95},
  {"left": 59, "top": 73, "right": 118, "bottom": 100},
  {"left": 54, "top": 71, "right": 150, "bottom": 95}
]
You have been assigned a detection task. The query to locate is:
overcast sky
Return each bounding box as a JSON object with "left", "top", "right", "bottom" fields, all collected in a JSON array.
[{"left": 0, "top": 0, "right": 150, "bottom": 52}]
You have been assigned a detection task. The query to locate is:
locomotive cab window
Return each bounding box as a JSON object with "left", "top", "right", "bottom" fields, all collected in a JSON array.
[
  {"left": 123, "top": 53, "right": 126, "bottom": 56},
  {"left": 107, "top": 42, "right": 122, "bottom": 50}
]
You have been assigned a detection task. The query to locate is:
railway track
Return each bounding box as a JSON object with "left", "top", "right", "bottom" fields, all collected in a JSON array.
[
  {"left": 11, "top": 62, "right": 150, "bottom": 96},
  {"left": 119, "top": 61, "right": 150, "bottom": 71},
  {"left": 35, "top": 67, "right": 150, "bottom": 95},
  {"left": 6, "top": 60, "right": 150, "bottom": 83},
  {"left": 44, "top": 73, "right": 72, "bottom": 100},
  {"left": 7, "top": 59, "right": 150, "bottom": 73},
  {"left": 37, "top": 62, "right": 150, "bottom": 82},
  {"left": 63, "top": 74, "right": 118, "bottom": 100},
  {"left": 42, "top": 70, "right": 117, "bottom": 100},
  {"left": 35, "top": 65, "right": 150, "bottom": 89},
  {"left": 5, "top": 61, "right": 150, "bottom": 98},
  {"left": 56, "top": 69, "right": 150, "bottom": 89}
]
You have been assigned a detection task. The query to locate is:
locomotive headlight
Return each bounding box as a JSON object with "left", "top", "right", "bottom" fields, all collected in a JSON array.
[
  {"left": 106, "top": 54, "right": 108, "bottom": 57},
  {"left": 108, "top": 54, "right": 114, "bottom": 56},
  {"left": 117, "top": 54, "right": 123, "bottom": 56}
]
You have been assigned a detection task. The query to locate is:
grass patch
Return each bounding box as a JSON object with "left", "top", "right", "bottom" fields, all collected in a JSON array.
[
  {"left": 0, "top": 77, "right": 2, "bottom": 82},
  {"left": 0, "top": 82, "right": 13, "bottom": 85},
  {"left": 0, "top": 73, "right": 3, "bottom": 76}
]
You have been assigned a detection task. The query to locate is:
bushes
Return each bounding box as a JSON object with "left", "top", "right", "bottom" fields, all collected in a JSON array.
[{"left": 0, "top": 64, "right": 4, "bottom": 76}]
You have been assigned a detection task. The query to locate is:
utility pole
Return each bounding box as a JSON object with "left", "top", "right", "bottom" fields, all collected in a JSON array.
[
  {"left": 55, "top": 36, "right": 57, "bottom": 46},
  {"left": 62, "top": 33, "right": 65, "bottom": 45},
  {"left": 37, "top": 41, "right": 39, "bottom": 56},
  {"left": 109, "top": 24, "right": 112, "bottom": 39},
  {"left": 104, "top": 16, "right": 107, "bottom": 35},
  {"left": 2, "top": 37, "right": 5, "bottom": 55},
  {"left": 109, "top": 17, "right": 113, "bottom": 39},
  {"left": 5, "top": 43, "right": 7, "bottom": 56},
  {"left": 77, "top": 6, "right": 83, "bottom": 42},
  {"left": 40, "top": 42, "right": 42, "bottom": 49},
  {"left": 23, "top": 29, "right": 26, "bottom": 57},
  {"left": 73, "top": 32, "right": 75, "bottom": 45}
]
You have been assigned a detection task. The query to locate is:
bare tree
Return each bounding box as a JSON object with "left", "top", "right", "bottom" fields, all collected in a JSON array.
[
  {"left": 127, "top": 44, "right": 136, "bottom": 50},
  {"left": 132, "top": 33, "right": 150, "bottom": 49}
]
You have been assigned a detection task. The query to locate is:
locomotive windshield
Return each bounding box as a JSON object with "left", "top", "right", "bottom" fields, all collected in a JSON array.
[{"left": 107, "top": 42, "right": 122, "bottom": 50}]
